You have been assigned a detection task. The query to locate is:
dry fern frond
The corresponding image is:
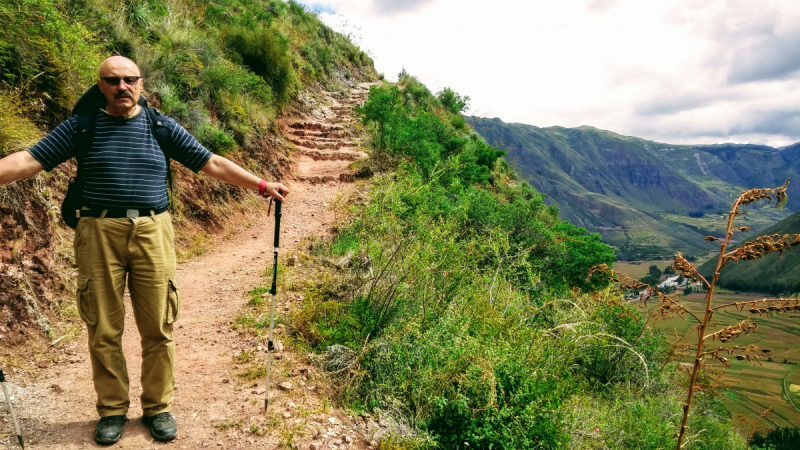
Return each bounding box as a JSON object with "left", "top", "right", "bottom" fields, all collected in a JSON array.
[
  {"left": 727, "top": 297, "right": 800, "bottom": 315},
  {"left": 703, "top": 318, "right": 758, "bottom": 343},
  {"left": 588, "top": 264, "right": 650, "bottom": 295},
  {"left": 721, "top": 234, "right": 800, "bottom": 267},
  {"left": 702, "top": 344, "right": 773, "bottom": 368},
  {"left": 672, "top": 252, "right": 702, "bottom": 283},
  {"left": 736, "top": 179, "right": 789, "bottom": 210}
]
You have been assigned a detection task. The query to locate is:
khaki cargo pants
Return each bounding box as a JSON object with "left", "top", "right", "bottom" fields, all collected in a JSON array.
[{"left": 74, "top": 211, "right": 180, "bottom": 418}]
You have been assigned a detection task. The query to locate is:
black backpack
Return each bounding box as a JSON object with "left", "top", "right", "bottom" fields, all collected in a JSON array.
[{"left": 62, "top": 84, "right": 174, "bottom": 228}]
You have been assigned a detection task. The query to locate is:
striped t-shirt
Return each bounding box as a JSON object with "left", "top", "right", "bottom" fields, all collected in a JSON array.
[{"left": 28, "top": 109, "right": 213, "bottom": 210}]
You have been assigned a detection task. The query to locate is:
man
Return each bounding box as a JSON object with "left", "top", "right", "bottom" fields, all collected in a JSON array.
[{"left": 0, "top": 56, "right": 288, "bottom": 444}]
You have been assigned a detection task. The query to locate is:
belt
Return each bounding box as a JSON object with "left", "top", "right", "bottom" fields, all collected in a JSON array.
[{"left": 77, "top": 206, "right": 168, "bottom": 219}]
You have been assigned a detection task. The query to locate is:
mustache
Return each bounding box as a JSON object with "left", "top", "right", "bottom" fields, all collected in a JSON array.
[{"left": 115, "top": 91, "right": 133, "bottom": 98}]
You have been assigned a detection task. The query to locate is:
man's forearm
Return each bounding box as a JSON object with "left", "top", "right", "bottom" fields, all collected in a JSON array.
[
  {"left": 200, "top": 154, "right": 288, "bottom": 200},
  {"left": 200, "top": 154, "right": 260, "bottom": 190},
  {"left": 0, "top": 151, "right": 45, "bottom": 185}
]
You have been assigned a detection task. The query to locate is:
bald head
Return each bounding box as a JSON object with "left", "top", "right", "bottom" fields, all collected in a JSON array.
[
  {"left": 97, "top": 56, "right": 144, "bottom": 117},
  {"left": 98, "top": 56, "right": 140, "bottom": 78}
]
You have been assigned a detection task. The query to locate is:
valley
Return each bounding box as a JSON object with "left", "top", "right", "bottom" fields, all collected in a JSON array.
[{"left": 469, "top": 117, "right": 798, "bottom": 260}]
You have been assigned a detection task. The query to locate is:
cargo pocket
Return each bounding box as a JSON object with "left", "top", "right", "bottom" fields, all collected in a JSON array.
[
  {"left": 165, "top": 277, "right": 180, "bottom": 324},
  {"left": 76, "top": 276, "right": 96, "bottom": 326}
]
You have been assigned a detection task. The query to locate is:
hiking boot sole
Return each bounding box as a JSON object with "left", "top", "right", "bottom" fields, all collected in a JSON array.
[{"left": 94, "top": 432, "right": 122, "bottom": 446}]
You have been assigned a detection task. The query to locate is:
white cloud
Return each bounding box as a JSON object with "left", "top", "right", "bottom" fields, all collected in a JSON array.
[
  {"left": 586, "top": 0, "right": 620, "bottom": 15},
  {"left": 311, "top": 0, "right": 800, "bottom": 146}
]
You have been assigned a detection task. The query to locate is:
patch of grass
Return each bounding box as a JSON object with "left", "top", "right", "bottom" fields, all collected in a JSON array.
[
  {"left": 238, "top": 365, "right": 267, "bottom": 380},
  {"left": 212, "top": 419, "right": 243, "bottom": 430},
  {"left": 177, "top": 230, "right": 211, "bottom": 261}
]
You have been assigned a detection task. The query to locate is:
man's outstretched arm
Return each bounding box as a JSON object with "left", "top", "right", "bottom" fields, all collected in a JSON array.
[
  {"left": 200, "top": 154, "right": 289, "bottom": 200},
  {"left": 0, "top": 151, "right": 45, "bottom": 185}
]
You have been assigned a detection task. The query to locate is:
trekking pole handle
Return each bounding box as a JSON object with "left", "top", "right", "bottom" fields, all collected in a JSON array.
[{"left": 273, "top": 191, "right": 283, "bottom": 249}]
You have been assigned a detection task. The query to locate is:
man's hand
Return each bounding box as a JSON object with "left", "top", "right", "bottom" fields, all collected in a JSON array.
[{"left": 263, "top": 182, "right": 288, "bottom": 201}]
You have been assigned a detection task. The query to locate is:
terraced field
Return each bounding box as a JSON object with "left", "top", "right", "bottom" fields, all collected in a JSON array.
[{"left": 615, "top": 264, "right": 800, "bottom": 436}]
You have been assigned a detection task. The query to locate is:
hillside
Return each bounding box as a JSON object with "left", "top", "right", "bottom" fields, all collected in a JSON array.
[
  {"left": 468, "top": 117, "right": 798, "bottom": 260},
  {"left": 698, "top": 211, "right": 800, "bottom": 295}
]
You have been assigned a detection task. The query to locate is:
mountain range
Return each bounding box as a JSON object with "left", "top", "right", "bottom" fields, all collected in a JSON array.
[{"left": 468, "top": 117, "right": 800, "bottom": 260}]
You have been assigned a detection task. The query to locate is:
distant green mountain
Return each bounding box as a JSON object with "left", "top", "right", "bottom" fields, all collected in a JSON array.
[
  {"left": 697, "top": 212, "right": 800, "bottom": 295},
  {"left": 468, "top": 117, "right": 799, "bottom": 260}
]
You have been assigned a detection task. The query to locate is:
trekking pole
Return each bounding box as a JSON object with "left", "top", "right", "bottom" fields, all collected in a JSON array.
[
  {"left": 265, "top": 192, "right": 283, "bottom": 412},
  {"left": 0, "top": 369, "right": 23, "bottom": 449}
]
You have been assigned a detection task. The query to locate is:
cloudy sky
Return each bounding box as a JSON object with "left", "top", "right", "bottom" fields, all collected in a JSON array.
[{"left": 301, "top": 0, "right": 800, "bottom": 147}]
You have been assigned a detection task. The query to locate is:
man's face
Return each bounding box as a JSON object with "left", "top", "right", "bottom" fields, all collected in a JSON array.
[{"left": 97, "top": 57, "right": 143, "bottom": 115}]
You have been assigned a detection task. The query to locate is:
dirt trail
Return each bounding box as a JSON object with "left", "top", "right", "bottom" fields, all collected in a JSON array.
[{"left": 2, "top": 83, "right": 377, "bottom": 449}]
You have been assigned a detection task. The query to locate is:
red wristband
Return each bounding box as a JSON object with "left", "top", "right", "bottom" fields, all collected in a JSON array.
[{"left": 259, "top": 179, "right": 267, "bottom": 197}]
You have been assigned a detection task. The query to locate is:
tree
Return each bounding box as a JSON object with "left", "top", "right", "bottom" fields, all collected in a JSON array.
[
  {"left": 436, "top": 87, "right": 470, "bottom": 115},
  {"left": 648, "top": 264, "right": 662, "bottom": 279}
]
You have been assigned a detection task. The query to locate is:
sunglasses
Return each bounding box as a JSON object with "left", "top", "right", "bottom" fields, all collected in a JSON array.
[{"left": 101, "top": 76, "right": 141, "bottom": 86}]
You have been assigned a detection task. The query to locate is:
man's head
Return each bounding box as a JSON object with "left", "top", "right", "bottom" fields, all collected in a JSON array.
[{"left": 97, "top": 56, "right": 143, "bottom": 117}]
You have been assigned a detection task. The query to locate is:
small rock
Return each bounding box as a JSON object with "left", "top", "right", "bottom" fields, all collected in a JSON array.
[
  {"left": 343, "top": 435, "right": 352, "bottom": 444},
  {"left": 222, "top": 379, "right": 229, "bottom": 384},
  {"left": 283, "top": 412, "right": 292, "bottom": 419},
  {"left": 278, "top": 382, "right": 293, "bottom": 391},
  {"left": 252, "top": 388, "right": 266, "bottom": 395},
  {"left": 69, "top": 356, "right": 81, "bottom": 364},
  {"left": 275, "top": 341, "right": 285, "bottom": 352},
  {"left": 328, "top": 417, "right": 337, "bottom": 425},
  {"left": 288, "top": 402, "right": 296, "bottom": 408},
  {"left": 310, "top": 444, "right": 322, "bottom": 450},
  {"left": 217, "top": 441, "right": 224, "bottom": 447},
  {"left": 38, "top": 361, "right": 49, "bottom": 369},
  {"left": 257, "top": 346, "right": 263, "bottom": 351}
]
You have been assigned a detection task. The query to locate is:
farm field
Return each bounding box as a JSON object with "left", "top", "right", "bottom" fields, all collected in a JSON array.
[
  {"left": 629, "top": 291, "right": 800, "bottom": 436},
  {"left": 613, "top": 260, "right": 675, "bottom": 280}
]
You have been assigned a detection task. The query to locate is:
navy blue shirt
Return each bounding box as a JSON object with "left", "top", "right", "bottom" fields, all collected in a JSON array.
[{"left": 28, "top": 109, "right": 212, "bottom": 210}]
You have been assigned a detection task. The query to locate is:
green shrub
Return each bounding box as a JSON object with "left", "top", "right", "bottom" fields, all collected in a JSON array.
[
  {"left": 436, "top": 88, "right": 469, "bottom": 115},
  {"left": 197, "top": 124, "right": 236, "bottom": 155},
  {"left": 224, "top": 25, "right": 295, "bottom": 108},
  {"left": 567, "top": 389, "right": 746, "bottom": 450}
]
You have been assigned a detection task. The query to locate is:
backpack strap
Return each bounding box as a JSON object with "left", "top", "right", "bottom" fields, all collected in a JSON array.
[
  {"left": 143, "top": 106, "right": 175, "bottom": 213},
  {"left": 74, "top": 112, "right": 99, "bottom": 166}
]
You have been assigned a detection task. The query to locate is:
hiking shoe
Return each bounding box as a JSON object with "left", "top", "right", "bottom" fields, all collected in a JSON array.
[
  {"left": 94, "top": 415, "right": 126, "bottom": 445},
  {"left": 142, "top": 412, "right": 177, "bottom": 441}
]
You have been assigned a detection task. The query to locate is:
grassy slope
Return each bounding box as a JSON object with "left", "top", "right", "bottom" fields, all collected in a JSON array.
[
  {"left": 0, "top": 0, "right": 376, "bottom": 349},
  {"left": 697, "top": 211, "right": 800, "bottom": 295},
  {"left": 267, "top": 78, "right": 750, "bottom": 450},
  {"left": 467, "top": 117, "right": 798, "bottom": 260}
]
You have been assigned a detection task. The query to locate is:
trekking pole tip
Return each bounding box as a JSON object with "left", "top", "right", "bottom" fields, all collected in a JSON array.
[
  {"left": 17, "top": 434, "right": 24, "bottom": 449},
  {"left": 264, "top": 398, "right": 269, "bottom": 412}
]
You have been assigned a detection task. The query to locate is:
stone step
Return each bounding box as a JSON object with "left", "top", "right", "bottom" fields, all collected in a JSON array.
[
  {"left": 297, "top": 173, "right": 356, "bottom": 184},
  {"left": 290, "top": 129, "right": 343, "bottom": 139},
  {"left": 295, "top": 149, "right": 365, "bottom": 161},
  {"left": 287, "top": 121, "right": 344, "bottom": 132},
  {"left": 287, "top": 137, "right": 343, "bottom": 150}
]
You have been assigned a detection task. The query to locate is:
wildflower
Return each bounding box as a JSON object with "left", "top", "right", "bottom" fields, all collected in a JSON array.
[{"left": 595, "top": 428, "right": 600, "bottom": 433}]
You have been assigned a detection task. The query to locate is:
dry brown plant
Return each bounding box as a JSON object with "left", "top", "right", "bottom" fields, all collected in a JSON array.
[{"left": 590, "top": 179, "right": 800, "bottom": 449}]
